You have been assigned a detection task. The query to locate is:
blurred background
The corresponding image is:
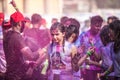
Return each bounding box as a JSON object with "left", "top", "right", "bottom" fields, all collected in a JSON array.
[{"left": 0, "top": 0, "right": 120, "bottom": 26}]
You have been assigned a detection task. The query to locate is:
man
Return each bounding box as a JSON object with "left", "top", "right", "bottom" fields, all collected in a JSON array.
[
  {"left": 3, "top": 12, "right": 45, "bottom": 80},
  {"left": 77, "top": 15, "right": 103, "bottom": 80},
  {"left": 0, "top": 12, "right": 6, "bottom": 80}
]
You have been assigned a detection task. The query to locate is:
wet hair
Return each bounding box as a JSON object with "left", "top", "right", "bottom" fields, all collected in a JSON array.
[
  {"left": 31, "top": 13, "right": 42, "bottom": 24},
  {"left": 91, "top": 15, "right": 103, "bottom": 25},
  {"left": 100, "top": 25, "right": 111, "bottom": 46},
  {"left": 65, "top": 25, "right": 79, "bottom": 42},
  {"left": 109, "top": 20, "right": 120, "bottom": 53}
]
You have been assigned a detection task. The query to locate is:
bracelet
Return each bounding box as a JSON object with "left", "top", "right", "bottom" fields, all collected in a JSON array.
[
  {"left": 87, "top": 51, "right": 91, "bottom": 56},
  {"left": 105, "top": 70, "right": 110, "bottom": 75},
  {"left": 90, "top": 43, "right": 94, "bottom": 46}
]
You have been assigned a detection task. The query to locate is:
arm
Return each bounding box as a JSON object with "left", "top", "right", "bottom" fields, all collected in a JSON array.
[
  {"left": 100, "top": 64, "right": 114, "bottom": 77},
  {"left": 21, "top": 46, "right": 35, "bottom": 60},
  {"left": 85, "top": 59, "right": 102, "bottom": 67},
  {"left": 10, "top": 0, "right": 19, "bottom": 11},
  {"left": 78, "top": 46, "right": 95, "bottom": 66}
]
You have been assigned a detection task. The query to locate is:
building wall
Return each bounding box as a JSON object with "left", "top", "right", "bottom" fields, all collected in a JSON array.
[{"left": 0, "top": 0, "right": 62, "bottom": 16}]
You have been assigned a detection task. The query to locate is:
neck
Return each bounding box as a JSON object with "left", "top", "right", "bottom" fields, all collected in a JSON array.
[
  {"left": 55, "top": 39, "right": 64, "bottom": 46},
  {"left": 89, "top": 29, "right": 97, "bottom": 37},
  {"left": 12, "top": 26, "right": 20, "bottom": 33},
  {"left": 32, "top": 24, "right": 40, "bottom": 28}
]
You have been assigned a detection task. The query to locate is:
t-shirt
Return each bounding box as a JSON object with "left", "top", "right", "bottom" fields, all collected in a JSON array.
[
  {"left": 3, "top": 31, "right": 28, "bottom": 79},
  {"left": 111, "top": 43, "right": 120, "bottom": 77}
]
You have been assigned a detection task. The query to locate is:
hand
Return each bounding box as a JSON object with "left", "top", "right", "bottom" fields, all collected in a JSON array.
[
  {"left": 78, "top": 46, "right": 84, "bottom": 54},
  {"left": 85, "top": 59, "right": 93, "bottom": 65},
  {"left": 87, "top": 46, "right": 95, "bottom": 56},
  {"left": 99, "top": 72, "right": 106, "bottom": 78},
  {"left": 10, "top": 0, "right": 16, "bottom": 7},
  {"left": 25, "top": 60, "right": 37, "bottom": 68},
  {"left": 40, "top": 52, "right": 46, "bottom": 63}
]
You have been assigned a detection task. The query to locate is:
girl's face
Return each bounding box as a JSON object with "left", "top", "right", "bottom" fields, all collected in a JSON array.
[
  {"left": 109, "top": 28, "right": 115, "bottom": 41},
  {"left": 67, "top": 33, "right": 77, "bottom": 43},
  {"left": 51, "top": 28, "right": 65, "bottom": 44}
]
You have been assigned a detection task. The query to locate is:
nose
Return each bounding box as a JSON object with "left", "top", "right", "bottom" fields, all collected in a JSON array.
[{"left": 97, "top": 27, "right": 101, "bottom": 30}]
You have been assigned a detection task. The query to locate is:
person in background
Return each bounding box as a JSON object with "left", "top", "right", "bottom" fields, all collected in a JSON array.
[
  {"left": 81, "top": 19, "right": 90, "bottom": 33},
  {"left": 107, "top": 16, "right": 119, "bottom": 24},
  {"left": 51, "top": 18, "right": 58, "bottom": 25},
  {"left": 24, "top": 13, "right": 42, "bottom": 48},
  {"left": 0, "top": 12, "right": 6, "bottom": 80},
  {"left": 0, "top": 12, "right": 4, "bottom": 39},
  {"left": 60, "top": 16, "right": 69, "bottom": 26},
  {"left": 23, "top": 16, "right": 39, "bottom": 52}
]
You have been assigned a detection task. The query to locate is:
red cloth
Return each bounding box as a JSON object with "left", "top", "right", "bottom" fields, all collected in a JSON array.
[
  {"left": 10, "top": 12, "right": 24, "bottom": 22},
  {"left": 0, "top": 12, "right": 4, "bottom": 25}
]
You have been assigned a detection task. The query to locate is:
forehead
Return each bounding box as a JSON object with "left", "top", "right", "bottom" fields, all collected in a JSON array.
[
  {"left": 51, "top": 28, "right": 61, "bottom": 34},
  {"left": 92, "top": 22, "right": 102, "bottom": 27}
]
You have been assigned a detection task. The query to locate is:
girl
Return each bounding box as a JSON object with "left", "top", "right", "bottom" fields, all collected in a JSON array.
[{"left": 47, "top": 22, "right": 93, "bottom": 80}]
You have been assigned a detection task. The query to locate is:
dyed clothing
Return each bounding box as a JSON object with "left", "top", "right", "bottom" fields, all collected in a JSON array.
[
  {"left": 3, "top": 31, "right": 28, "bottom": 80},
  {"left": 77, "top": 30, "right": 103, "bottom": 80},
  {"left": 100, "top": 43, "right": 114, "bottom": 76},
  {"left": 111, "top": 44, "right": 120, "bottom": 77},
  {"left": 0, "top": 26, "right": 6, "bottom": 74},
  {"left": 78, "top": 30, "right": 102, "bottom": 70},
  {"left": 24, "top": 28, "right": 51, "bottom": 49},
  {"left": 48, "top": 41, "right": 74, "bottom": 80},
  {"left": 74, "top": 32, "right": 85, "bottom": 48}
]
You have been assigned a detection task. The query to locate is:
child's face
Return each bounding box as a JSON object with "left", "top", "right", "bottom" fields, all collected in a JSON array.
[
  {"left": 51, "top": 28, "right": 65, "bottom": 44},
  {"left": 67, "top": 33, "right": 77, "bottom": 43}
]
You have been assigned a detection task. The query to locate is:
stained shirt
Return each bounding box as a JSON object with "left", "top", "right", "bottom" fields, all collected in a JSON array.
[
  {"left": 48, "top": 41, "right": 74, "bottom": 75},
  {"left": 100, "top": 42, "right": 114, "bottom": 76},
  {"left": 111, "top": 43, "right": 120, "bottom": 77},
  {"left": 78, "top": 30, "right": 103, "bottom": 70}
]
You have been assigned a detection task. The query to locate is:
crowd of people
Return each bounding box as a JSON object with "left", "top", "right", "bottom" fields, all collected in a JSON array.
[{"left": 0, "top": 4, "right": 120, "bottom": 80}]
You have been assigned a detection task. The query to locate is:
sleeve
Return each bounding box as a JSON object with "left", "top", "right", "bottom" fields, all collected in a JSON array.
[{"left": 15, "top": 34, "right": 27, "bottom": 50}]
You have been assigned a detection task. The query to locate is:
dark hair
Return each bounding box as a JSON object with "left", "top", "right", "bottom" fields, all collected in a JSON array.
[
  {"left": 60, "top": 16, "right": 69, "bottom": 24},
  {"left": 50, "top": 22, "right": 66, "bottom": 33},
  {"left": 91, "top": 15, "right": 103, "bottom": 25},
  {"left": 66, "top": 18, "right": 80, "bottom": 29},
  {"left": 31, "top": 13, "right": 41, "bottom": 24},
  {"left": 109, "top": 20, "right": 120, "bottom": 53},
  {"left": 100, "top": 25, "right": 111, "bottom": 46},
  {"left": 50, "top": 22, "right": 66, "bottom": 52},
  {"left": 65, "top": 25, "right": 79, "bottom": 42},
  {"left": 107, "top": 16, "right": 119, "bottom": 24}
]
